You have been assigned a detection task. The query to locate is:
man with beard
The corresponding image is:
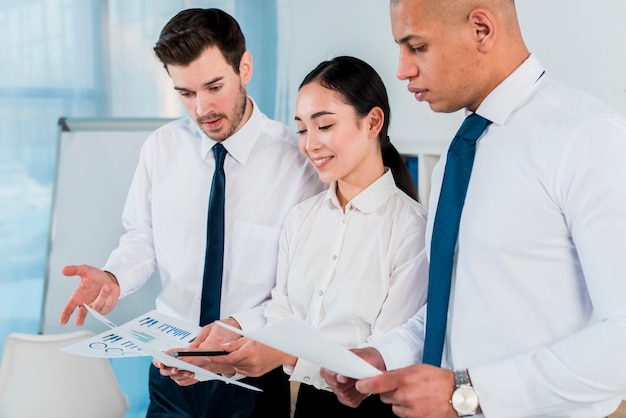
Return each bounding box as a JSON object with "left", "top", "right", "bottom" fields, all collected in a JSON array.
[{"left": 58, "top": 8, "right": 323, "bottom": 418}]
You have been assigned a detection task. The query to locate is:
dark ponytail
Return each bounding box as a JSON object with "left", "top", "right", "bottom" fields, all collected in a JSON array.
[
  {"left": 381, "top": 139, "right": 418, "bottom": 201},
  {"left": 299, "top": 56, "right": 418, "bottom": 201}
]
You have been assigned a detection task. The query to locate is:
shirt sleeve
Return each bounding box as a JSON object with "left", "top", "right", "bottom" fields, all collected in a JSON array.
[
  {"left": 367, "top": 304, "right": 427, "bottom": 371},
  {"left": 471, "top": 115, "right": 626, "bottom": 417},
  {"left": 367, "top": 207, "right": 429, "bottom": 343},
  {"left": 263, "top": 207, "right": 297, "bottom": 324},
  {"left": 103, "top": 137, "right": 157, "bottom": 297}
]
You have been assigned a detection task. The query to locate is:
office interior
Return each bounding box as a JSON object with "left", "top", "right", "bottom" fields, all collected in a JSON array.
[{"left": 1, "top": 1, "right": 625, "bottom": 417}]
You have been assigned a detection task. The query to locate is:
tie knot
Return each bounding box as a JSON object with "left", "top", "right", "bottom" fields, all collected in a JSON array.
[
  {"left": 455, "top": 113, "right": 492, "bottom": 142},
  {"left": 213, "top": 143, "right": 227, "bottom": 166}
]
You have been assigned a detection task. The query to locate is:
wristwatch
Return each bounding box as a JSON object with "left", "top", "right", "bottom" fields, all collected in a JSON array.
[{"left": 451, "top": 369, "right": 479, "bottom": 416}]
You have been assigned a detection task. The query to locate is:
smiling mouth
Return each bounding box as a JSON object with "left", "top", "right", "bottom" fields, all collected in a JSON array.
[{"left": 311, "top": 156, "right": 333, "bottom": 167}]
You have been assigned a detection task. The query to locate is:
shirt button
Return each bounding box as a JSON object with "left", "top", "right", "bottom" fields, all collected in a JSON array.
[
  {"left": 303, "top": 376, "right": 310, "bottom": 382},
  {"left": 349, "top": 205, "right": 354, "bottom": 211},
  {"left": 318, "top": 290, "right": 323, "bottom": 296},
  {"left": 331, "top": 255, "right": 337, "bottom": 261}
]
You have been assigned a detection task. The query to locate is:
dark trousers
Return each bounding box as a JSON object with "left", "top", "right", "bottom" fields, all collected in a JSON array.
[
  {"left": 146, "top": 364, "right": 290, "bottom": 418},
  {"left": 294, "top": 382, "right": 396, "bottom": 418}
]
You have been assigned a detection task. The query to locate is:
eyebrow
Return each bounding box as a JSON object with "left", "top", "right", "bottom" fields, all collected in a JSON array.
[
  {"left": 174, "top": 76, "right": 224, "bottom": 92},
  {"left": 294, "top": 110, "right": 336, "bottom": 122},
  {"left": 397, "top": 34, "right": 424, "bottom": 45}
]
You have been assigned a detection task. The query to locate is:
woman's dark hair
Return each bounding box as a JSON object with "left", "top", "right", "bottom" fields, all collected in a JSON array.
[
  {"left": 299, "top": 56, "right": 418, "bottom": 201},
  {"left": 153, "top": 8, "right": 246, "bottom": 74}
]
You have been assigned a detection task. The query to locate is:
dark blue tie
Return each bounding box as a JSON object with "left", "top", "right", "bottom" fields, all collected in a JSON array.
[
  {"left": 200, "top": 143, "right": 227, "bottom": 326},
  {"left": 422, "top": 113, "right": 492, "bottom": 366}
]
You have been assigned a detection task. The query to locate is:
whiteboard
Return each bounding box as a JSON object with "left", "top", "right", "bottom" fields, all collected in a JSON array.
[{"left": 40, "top": 118, "right": 173, "bottom": 335}]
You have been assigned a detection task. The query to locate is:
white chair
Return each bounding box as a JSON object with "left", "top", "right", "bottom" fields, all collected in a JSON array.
[{"left": 0, "top": 330, "right": 129, "bottom": 418}]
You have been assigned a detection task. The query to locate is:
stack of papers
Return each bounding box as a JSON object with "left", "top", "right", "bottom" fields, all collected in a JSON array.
[
  {"left": 64, "top": 306, "right": 384, "bottom": 392},
  {"left": 216, "top": 316, "right": 382, "bottom": 379},
  {"left": 62, "top": 305, "right": 261, "bottom": 391}
]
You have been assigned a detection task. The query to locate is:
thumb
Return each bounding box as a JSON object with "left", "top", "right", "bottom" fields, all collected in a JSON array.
[{"left": 221, "top": 337, "right": 246, "bottom": 353}]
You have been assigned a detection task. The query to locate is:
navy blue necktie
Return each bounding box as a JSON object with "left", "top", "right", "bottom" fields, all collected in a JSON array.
[
  {"left": 422, "top": 113, "right": 492, "bottom": 366},
  {"left": 200, "top": 143, "right": 227, "bottom": 326}
]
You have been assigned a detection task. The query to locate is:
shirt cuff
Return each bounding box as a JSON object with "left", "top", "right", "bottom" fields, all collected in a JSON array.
[
  {"left": 230, "top": 306, "right": 267, "bottom": 331},
  {"left": 367, "top": 329, "right": 422, "bottom": 371}
]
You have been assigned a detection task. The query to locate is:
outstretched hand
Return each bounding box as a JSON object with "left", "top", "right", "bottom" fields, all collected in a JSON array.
[{"left": 58, "top": 264, "right": 121, "bottom": 326}]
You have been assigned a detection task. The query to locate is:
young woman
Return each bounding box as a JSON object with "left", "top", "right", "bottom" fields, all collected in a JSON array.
[{"left": 167, "top": 56, "right": 429, "bottom": 417}]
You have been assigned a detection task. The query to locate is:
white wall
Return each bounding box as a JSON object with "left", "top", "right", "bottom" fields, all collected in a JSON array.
[
  {"left": 517, "top": 0, "right": 626, "bottom": 116},
  {"left": 282, "top": 0, "right": 626, "bottom": 156},
  {"left": 281, "top": 0, "right": 458, "bottom": 156}
]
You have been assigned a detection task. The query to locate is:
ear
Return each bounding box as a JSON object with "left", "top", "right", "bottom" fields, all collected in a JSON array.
[
  {"left": 239, "top": 50, "right": 253, "bottom": 85},
  {"left": 366, "top": 106, "right": 385, "bottom": 138},
  {"left": 469, "top": 8, "right": 497, "bottom": 52}
]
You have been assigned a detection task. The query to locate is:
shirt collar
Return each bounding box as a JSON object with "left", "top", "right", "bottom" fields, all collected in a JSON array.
[
  {"left": 199, "top": 97, "right": 264, "bottom": 165},
  {"left": 475, "top": 54, "right": 545, "bottom": 126},
  {"left": 324, "top": 169, "right": 397, "bottom": 213}
]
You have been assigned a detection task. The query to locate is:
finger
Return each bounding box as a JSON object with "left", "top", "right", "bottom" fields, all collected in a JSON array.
[
  {"left": 94, "top": 284, "right": 119, "bottom": 316},
  {"left": 173, "top": 376, "right": 198, "bottom": 387},
  {"left": 61, "top": 265, "right": 79, "bottom": 277},
  {"left": 379, "top": 391, "right": 396, "bottom": 405},
  {"left": 74, "top": 304, "right": 88, "bottom": 326},
  {"left": 91, "top": 285, "right": 112, "bottom": 313},
  {"left": 391, "top": 404, "right": 407, "bottom": 418},
  {"left": 337, "top": 387, "right": 368, "bottom": 408},
  {"left": 221, "top": 337, "right": 246, "bottom": 352},
  {"left": 355, "top": 375, "right": 396, "bottom": 395},
  {"left": 336, "top": 373, "right": 350, "bottom": 384},
  {"left": 193, "top": 325, "right": 212, "bottom": 346},
  {"left": 319, "top": 368, "right": 336, "bottom": 381},
  {"left": 59, "top": 301, "right": 78, "bottom": 325},
  {"left": 160, "top": 366, "right": 180, "bottom": 377}
]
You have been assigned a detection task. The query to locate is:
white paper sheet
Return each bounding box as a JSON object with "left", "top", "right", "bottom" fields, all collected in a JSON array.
[
  {"left": 62, "top": 308, "right": 199, "bottom": 358},
  {"left": 62, "top": 305, "right": 261, "bottom": 392},
  {"left": 216, "top": 316, "right": 383, "bottom": 379}
]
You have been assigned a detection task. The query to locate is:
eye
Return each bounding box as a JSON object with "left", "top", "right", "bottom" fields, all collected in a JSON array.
[
  {"left": 209, "top": 85, "right": 222, "bottom": 92},
  {"left": 318, "top": 124, "right": 333, "bottom": 131},
  {"left": 296, "top": 128, "right": 307, "bottom": 135},
  {"left": 178, "top": 91, "right": 194, "bottom": 98},
  {"left": 411, "top": 44, "right": 426, "bottom": 53}
]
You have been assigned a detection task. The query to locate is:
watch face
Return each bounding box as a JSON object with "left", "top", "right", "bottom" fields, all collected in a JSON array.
[{"left": 451, "top": 384, "right": 479, "bottom": 415}]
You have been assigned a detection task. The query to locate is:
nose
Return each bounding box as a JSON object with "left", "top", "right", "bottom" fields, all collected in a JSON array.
[
  {"left": 195, "top": 91, "right": 213, "bottom": 116},
  {"left": 300, "top": 130, "right": 321, "bottom": 155},
  {"left": 396, "top": 48, "right": 418, "bottom": 81}
]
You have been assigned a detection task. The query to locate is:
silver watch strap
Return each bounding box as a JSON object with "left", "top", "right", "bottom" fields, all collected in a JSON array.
[{"left": 453, "top": 369, "right": 471, "bottom": 387}]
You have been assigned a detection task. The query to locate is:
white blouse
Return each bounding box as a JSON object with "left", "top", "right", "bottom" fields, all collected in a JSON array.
[{"left": 265, "top": 170, "right": 429, "bottom": 390}]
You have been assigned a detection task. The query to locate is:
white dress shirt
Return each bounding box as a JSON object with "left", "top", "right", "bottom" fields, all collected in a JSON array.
[
  {"left": 264, "top": 170, "right": 429, "bottom": 390},
  {"left": 370, "top": 55, "right": 626, "bottom": 417},
  {"left": 104, "top": 98, "right": 324, "bottom": 330}
]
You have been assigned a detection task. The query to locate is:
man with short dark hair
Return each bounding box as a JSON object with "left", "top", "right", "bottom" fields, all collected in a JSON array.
[
  {"left": 59, "top": 8, "right": 323, "bottom": 417},
  {"left": 322, "top": 1, "right": 626, "bottom": 416}
]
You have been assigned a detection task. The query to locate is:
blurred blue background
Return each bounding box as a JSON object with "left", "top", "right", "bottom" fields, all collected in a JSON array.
[{"left": 0, "top": 1, "right": 279, "bottom": 416}]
